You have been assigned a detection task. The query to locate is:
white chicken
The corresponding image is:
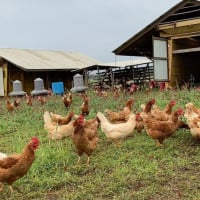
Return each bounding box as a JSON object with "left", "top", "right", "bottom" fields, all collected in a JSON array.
[
  {"left": 184, "top": 102, "right": 200, "bottom": 121},
  {"left": 187, "top": 117, "right": 200, "bottom": 139},
  {"left": 184, "top": 102, "right": 200, "bottom": 139},
  {"left": 43, "top": 111, "right": 75, "bottom": 140},
  {"left": 96, "top": 112, "right": 136, "bottom": 143}
]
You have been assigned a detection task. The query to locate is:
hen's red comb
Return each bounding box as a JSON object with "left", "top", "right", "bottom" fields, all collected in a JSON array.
[
  {"left": 128, "top": 99, "right": 134, "bottom": 103},
  {"left": 177, "top": 108, "right": 183, "bottom": 115},
  {"left": 151, "top": 98, "right": 155, "bottom": 104},
  {"left": 79, "top": 114, "right": 84, "bottom": 119},
  {"left": 170, "top": 100, "right": 176, "bottom": 105},
  {"left": 31, "top": 137, "right": 39, "bottom": 143},
  {"left": 77, "top": 115, "right": 84, "bottom": 123}
]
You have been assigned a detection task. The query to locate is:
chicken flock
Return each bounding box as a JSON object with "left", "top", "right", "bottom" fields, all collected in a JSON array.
[{"left": 1, "top": 89, "right": 200, "bottom": 192}]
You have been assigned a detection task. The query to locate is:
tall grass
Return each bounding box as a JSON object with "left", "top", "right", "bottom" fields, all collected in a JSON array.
[{"left": 1, "top": 89, "right": 200, "bottom": 200}]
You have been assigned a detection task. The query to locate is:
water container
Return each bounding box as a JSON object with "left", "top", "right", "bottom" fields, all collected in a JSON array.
[
  {"left": 52, "top": 82, "right": 64, "bottom": 95},
  {"left": 70, "top": 74, "right": 88, "bottom": 93},
  {"left": 9, "top": 80, "right": 26, "bottom": 96},
  {"left": 31, "top": 78, "right": 48, "bottom": 96}
]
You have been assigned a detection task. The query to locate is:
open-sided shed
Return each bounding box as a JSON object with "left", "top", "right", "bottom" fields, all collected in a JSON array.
[
  {"left": 75, "top": 57, "right": 153, "bottom": 89},
  {"left": 113, "top": 0, "right": 200, "bottom": 87},
  {"left": 0, "top": 48, "right": 100, "bottom": 96}
]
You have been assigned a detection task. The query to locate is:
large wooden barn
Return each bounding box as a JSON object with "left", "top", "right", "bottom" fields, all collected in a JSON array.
[
  {"left": 0, "top": 48, "right": 100, "bottom": 96},
  {"left": 113, "top": 0, "right": 200, "bottom": 87}
]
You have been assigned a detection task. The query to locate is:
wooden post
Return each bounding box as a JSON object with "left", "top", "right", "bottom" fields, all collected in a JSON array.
[
  {"left": 20, "top": 69, "right": 25, "bottom": 93},
  {"left": 3, "top": 63, "right": 8, "bottom": 96},
  {"left": 46, "top": 72, "right": 49, "bottom": 89},
  {"left": 167, "top": 38, "right": 173, "bottom": 88},
  {"left": 84, "top": 69, "right": 88, "bottom": 86},
  {"left": 110, "top": 67, "right": 114, "bottom": 89},
  {"left": 97, "top": 66, "right": 101, "bottom": 86}
]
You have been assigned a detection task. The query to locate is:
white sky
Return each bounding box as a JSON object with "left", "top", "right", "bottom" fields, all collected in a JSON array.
[{"left": 0, "top": 0, "right": 180, "bottom": 62}]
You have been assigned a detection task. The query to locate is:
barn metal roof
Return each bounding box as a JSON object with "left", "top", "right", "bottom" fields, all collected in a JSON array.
[
  {"left": 0, "top": 48, "right": 100, "bottom": 71},
  {"left": 73, "top": 57, "right": 152, "bottom": 72},
  {"left": 98, "top": 57, "right": 152, "bottom": 68}
]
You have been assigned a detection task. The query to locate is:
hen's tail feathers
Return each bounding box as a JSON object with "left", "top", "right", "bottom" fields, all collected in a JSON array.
[
  {"left": 0, "top": 152, "right": 7, "bottom": 160},
  {"left": 97, "top": 112, "right": 107, "bottom": 123},
  {"left": 104, "top": 109, "right": 110, "bottom": 114},
  {"left": 43, "top": 111, "right": 52, "bottom": 125}
]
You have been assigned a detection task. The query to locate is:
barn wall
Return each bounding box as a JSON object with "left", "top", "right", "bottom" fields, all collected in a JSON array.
[
  {"left": 7, "top": 63, "right": 76, "bottom": 95},
  {"left": 47, "top": 71, "right": 74, "bottom": 91},
  {"left": 23, "top": 71, "right": 74, "bottom": 95},
  {"left": 7, "top": 64, "right": 24, "bottom": 93}
]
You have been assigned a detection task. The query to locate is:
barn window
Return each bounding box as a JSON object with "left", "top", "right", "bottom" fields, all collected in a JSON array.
[{"left": 153, "top": 37, "right": 169, "bottom": 81}]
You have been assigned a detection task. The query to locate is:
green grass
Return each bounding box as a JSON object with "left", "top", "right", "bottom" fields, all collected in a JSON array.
[{"left": 1, "top": 89, "right": 200, "bottom": 200}]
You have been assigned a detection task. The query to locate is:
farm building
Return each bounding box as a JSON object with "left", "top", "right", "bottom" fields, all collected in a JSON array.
[
  {"left": 113, "top": 0, "right": 200, "bottom": 88},
  {"left": 93, "top": 58, "right": 153, "bottom": 88},
  {"left": 0, "top": 48, "right": 100, "bottom": 96},
  {"left": 74, "top": 57, "right": 153, "bottom": 89}
]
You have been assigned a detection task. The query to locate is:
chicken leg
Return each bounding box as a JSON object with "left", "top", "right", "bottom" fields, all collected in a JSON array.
[
  {"left": 156, "top": 139, "right": 163, "bottom": 147},
  {"left": 86, "top": 156, "right": 90, "bottom": 165},
  {"left": 0, "top": 183, "right": 14, "bottom": 193},
  {"left": 76, "top": 156, "right": 81, "bottom": 165},
  {"left": 9, "top": 185, "right": 14, "bottom": 192},
  {"left": 112, "top": 139, "right": 121, "bottom": 146},
  {"left": 0, "top": 182, "right": 4, "bottom": 191}
]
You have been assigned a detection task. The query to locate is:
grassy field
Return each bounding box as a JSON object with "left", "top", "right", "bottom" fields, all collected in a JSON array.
[{"left": 1, "top": 88, "right": 200, "bottom": 200}]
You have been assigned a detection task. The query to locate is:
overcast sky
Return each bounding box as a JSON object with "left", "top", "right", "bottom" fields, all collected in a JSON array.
[{"left": 0, "top": 0, "right": 180, "bottom": 62}]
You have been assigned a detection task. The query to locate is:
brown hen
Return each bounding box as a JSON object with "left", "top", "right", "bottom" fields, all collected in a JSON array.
[
  {"left": 63, "top": 93, "right": 72, "bottom": 108},
  {"left": 104, "top": 99, "right": 134, "bottom": 123},
  {"left": 0, "top": 137, "right": 39, "bottom": 192},
  {"left": 50, "top": 111, "right": 74, "bottom": 125},
  {"left": 142, "top": 108, "right": 183, "bottom": 147},
  {"left": 81, "top": 94, "right": 89, "bottom": 116},
  {"left": 72, "top": 115, "right": 99, "bottom": 165},
  {"left": 151, "top": 100, "right": 176, "bottom": 121},
  {"left": 6, "top": 99, "right": 14, "bottom": 112}
]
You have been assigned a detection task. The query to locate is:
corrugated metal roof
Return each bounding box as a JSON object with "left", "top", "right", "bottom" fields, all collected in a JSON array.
[
  {"left": 0, "top": 48, "right": 100, "bottom": 71},
  {"left": 98, "top": 57, "right": 152, "bottom": 68}
]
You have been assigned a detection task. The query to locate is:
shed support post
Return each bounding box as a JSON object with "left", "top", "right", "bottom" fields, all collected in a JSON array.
[
  {"left": 110, "top": 67, "right": 114, "bottom": 89},
  {"left": 167, "top": 38, "right": 173, "bottom": 88},
  {"left": 84, "top": 69, "right": 88, "bottom": 86},
  {"left": 3, "top": 63, "right": 8, "bottom": 96}
]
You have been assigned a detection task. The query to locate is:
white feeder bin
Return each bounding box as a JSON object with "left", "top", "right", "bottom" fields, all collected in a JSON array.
[
  {"left": 9, "top": 80, "right": 26, "bottom": 96},
  {"left": 31, "top": 78, "right": 48, "bottom": 96},
  {"left": 70, "top": 74, "right": 88, "bottom": 93}
]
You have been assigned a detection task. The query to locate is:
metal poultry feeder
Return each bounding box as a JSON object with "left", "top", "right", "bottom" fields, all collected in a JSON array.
[
  {"left": 31, "top": 78, "right": 48, "bottom": 96},
  {"left": 70, "top": 73, "right": 88, "bottom": 93},
  {"left": 9, "top": 80, "right": 26, "bottom": 96}
]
